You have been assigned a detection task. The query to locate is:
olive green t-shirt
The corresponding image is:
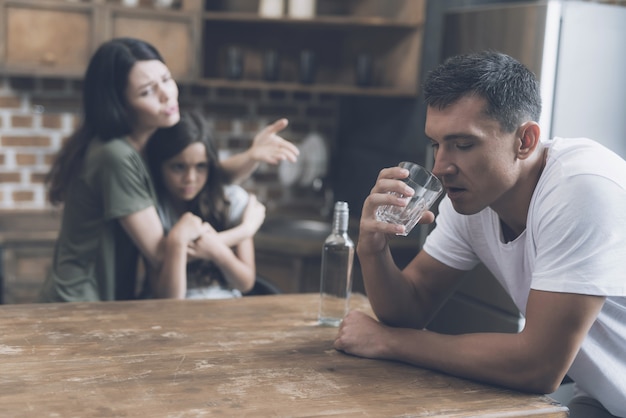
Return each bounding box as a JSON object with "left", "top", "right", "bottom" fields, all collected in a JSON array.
[{"left": 39, "top": 138, "right": 157, "bottom": 302}]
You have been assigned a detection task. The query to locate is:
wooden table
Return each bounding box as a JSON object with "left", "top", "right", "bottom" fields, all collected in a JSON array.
[{"left": 0, "top": 294, "right": 567, "bottom": 417}]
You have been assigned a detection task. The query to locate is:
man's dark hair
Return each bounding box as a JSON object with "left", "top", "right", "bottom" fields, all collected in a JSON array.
[{"left": 423, "top": 51, "right": 541, "bottom": 133}]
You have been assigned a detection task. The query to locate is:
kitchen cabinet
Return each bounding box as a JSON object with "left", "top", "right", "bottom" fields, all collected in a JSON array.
[
  {"left": 0, "top": 235, "right": 56, "bottom": 304},
  {"left": 0, "top": 0, "right": 198, "bottom": 80},
  {"left": 0, "top": 0, "right": 99, "bottom": 77},
  {"left": 197, "top": 0, "right": 427, "bottom": 97},
  {"left": 0, "top": 210, "right": 60, "bottom": 304},
  {"left": 0, "top": 0, "right": 426, "bottom": 98},
  {"left": 104, "top": 5, "right": 200, "bottom": 80}
]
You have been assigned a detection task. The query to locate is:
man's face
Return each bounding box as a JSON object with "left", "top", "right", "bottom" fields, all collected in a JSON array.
[{"left": 425, "top": 95, "right": 521, "bottom": 215}]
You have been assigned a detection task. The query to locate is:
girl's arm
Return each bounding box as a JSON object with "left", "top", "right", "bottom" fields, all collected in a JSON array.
[
  {"left": 190, "top": 233, "right": 256, "bottom": 293},
  {"left": 215, "top": 194, "right": 266, "bottom": 248}
]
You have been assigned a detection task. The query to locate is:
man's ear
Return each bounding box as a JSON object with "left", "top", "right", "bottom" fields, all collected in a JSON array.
[{"left": 516, "top": 121, "right": 541, "bottom": 160}]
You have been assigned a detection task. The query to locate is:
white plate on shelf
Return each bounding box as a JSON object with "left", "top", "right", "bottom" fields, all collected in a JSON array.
[
  {"left": 278, "top": 152, "right": 304, "bottom": 187},
  {"left": 298, "top": 132, "right": 328, "bottom": 187}
]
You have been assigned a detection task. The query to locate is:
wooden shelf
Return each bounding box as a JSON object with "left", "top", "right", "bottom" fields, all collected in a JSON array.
[
  {"left": 193, "top": 77, "right": 417, "bottom": 97},
  {"left": 200, "top": 0, "right": 426, "bottom": 97},
  {"left": 203, "top": 12, "right": 422, "bottom": 29}
]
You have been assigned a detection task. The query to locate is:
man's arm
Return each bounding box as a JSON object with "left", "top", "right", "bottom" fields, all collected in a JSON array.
[
  {"left": 338, "top": 163, "right": 606, "bottom": 394},
  {"left": 356, "top": 164, "right": 464, "bottom": 327},
  {"left": 336, "top": 289, "right": 604, "bottom": 394}
]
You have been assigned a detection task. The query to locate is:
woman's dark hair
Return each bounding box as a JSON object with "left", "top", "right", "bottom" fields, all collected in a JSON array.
[
  {"left": 46, "top": 37, "right": 165, "bottom": 204},
  {"left": 423, "top": 51, "right": 542, "bottom": 133},
  {"left": 146, "top": 111, "right": 229, "bottom": 231}
]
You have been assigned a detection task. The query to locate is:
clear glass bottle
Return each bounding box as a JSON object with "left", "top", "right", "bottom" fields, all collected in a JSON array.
[{"left": 318, "top": 201, "right": 354, "bottom": 326}]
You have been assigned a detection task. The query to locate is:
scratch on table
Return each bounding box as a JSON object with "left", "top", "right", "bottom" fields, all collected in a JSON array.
[
  {"left": 217, "top": 378, "right": 253, "bottom": 396},
  {"left": 0, "top": 344, "right": 23, "bottom": 354},
  {"left": 173, "top": 355, "right": 186, "bottom": 383},
  {"left": 274, "top": 368, "right": 343, "bottom": 399},
  {"left": 22, "top": 337, "right": 35, "bottom": 354},
  {"left": 65, "top": 374, "right": 109, "bottom": 383},
  {"left": 113, "top": 370, "right": 153, "bottom": 383},
  {"left": 161, "top": 331, "right": 186, "bottom": 339},
  {"left": 43, "top": 331, "right": 73, "bottom": 341},
  {"left": 83, "top": 329, "right": 141, "bottom": 340},
  {"left": 216, "top": 368, "right": 344, "bottom": 400},
  {"left": 193, "top": 360, "right": 216, "bottom": 370},
  {"left": 217, "top": 340, "right": 240, "bottom": 349}
]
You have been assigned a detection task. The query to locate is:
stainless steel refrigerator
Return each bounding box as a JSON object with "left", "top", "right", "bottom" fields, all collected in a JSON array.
[
  {"left": 427, "top": 1, "right": 626, "bottom": 336},
  {"left": 441, "top": 0, "right": 626, "bottom": 159}
]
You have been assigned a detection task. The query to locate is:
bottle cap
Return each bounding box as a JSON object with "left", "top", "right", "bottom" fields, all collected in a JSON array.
[{"left": 334, "top": 201, "right": 348, "bottom": 213}]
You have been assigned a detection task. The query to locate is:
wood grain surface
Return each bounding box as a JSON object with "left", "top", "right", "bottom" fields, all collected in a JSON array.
[{"left": 0, "top": 294, "right": 567, "bottom": 417}]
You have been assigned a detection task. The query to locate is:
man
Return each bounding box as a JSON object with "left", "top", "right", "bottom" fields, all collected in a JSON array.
[{"left": 334, "top": 51, "right": 626, "bottom": 418}]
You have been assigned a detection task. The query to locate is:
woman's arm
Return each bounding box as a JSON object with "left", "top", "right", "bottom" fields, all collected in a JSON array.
[
  {"left": 220, "top": 119, "right": 299, "bottom": 183},
  {"left": 118, "top": 206, "right": 166, "bottom": 270},
  {"left": 128, "top": 211, "right": 208, "bottom": 299}
]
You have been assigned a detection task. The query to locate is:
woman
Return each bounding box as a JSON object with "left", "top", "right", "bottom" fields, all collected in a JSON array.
[
  {"left": 145, "top": 111, "right": 264, "bottom": 299},
  {"left": 40, "top": 37, "right": 298, "bottom": 302}
]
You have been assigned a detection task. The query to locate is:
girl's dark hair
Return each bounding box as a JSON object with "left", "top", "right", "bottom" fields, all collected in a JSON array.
[
  {"left": 46, "top": 37, "right": 165, "bottom": 204},
  {"left": 145, "top": 111, "right": 229, "bottom": 231},
  {"left": 423, "top": 51, "right": 542, "bottom": 133}
]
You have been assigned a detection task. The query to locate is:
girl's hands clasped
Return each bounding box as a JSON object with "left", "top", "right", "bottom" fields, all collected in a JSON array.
[{"left": 168, "top": 212, "right": 211, "bottom": 246}]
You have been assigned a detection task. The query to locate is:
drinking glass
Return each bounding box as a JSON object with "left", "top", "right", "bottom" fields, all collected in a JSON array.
[{"left": 375, "top": 161, "right": 443, "bottom": 236}]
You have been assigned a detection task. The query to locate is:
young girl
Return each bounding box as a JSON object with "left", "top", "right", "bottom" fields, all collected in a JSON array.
[
  {"left": 40, "top": 37, "right": 298, "bottom": 303},
  {"left": 145, "top": 111, "right": 265, "bottom": 299}
]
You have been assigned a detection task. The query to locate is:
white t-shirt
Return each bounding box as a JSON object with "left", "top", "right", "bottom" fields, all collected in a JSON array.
[{"left": 423, "top": 137, "right": 626, "bottom": 417}]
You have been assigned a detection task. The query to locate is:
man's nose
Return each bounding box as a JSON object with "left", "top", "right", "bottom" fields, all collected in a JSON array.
[{"left": 432, "top": 152, "right": 455, "bottom": 178}]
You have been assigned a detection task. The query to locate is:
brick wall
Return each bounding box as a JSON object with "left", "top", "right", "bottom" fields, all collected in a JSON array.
[{"left": 0, "top": 76, "right": 339, "bottom": 213}]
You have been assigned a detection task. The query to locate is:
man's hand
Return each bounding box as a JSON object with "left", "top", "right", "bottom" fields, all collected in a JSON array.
[
  {"left": 334, "top": 310, "right": 392, "bottom": 359},
  {"left": 358, "top": 165, "right": 435, "bottom": 255}
]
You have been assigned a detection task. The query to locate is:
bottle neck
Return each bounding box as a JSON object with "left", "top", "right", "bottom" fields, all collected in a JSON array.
[{"left": 332, "top": 209, "right": 349, "bottom": 234}]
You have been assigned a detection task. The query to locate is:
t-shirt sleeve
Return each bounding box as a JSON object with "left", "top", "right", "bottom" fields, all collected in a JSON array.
[
  {"left": 98, "top": 147, "right": 155, "bottom": 220},
  {"left": 422, "top": 196, "right": 481, "bottom": 271},
  {"left": 224, "top": 184, "right": 250, "bottom": 228},
  {"left": 531, "top": 174, "right": 626, "bottom": 295}
]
